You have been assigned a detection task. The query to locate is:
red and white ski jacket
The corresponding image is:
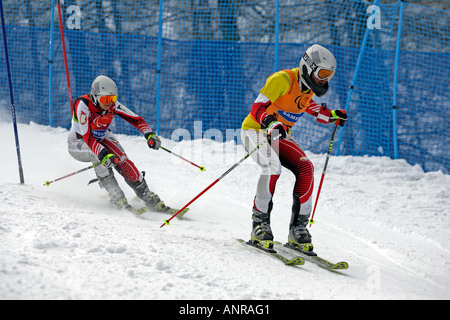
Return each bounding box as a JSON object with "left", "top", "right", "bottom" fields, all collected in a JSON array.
[{"left": 70, "top": 94, "right": 152, "bottom": 157}]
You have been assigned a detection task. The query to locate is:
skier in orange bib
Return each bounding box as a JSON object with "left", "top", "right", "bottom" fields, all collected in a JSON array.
[{"left": 240, "top": 44, "right": 348, "bottom": 252}]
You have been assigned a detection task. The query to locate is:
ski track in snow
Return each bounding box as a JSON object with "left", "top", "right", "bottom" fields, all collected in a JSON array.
[{"left": 0, "top": 121, "right": 449, "bottom": 300}]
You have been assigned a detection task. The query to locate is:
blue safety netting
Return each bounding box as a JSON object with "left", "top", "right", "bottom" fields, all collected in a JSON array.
[{"left": 1, "top": 0, "right": 449, "bottom": 173}]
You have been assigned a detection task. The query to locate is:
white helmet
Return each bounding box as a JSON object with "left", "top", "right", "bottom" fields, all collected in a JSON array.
[
  {"left": 90, "top": 75, "right": 118, "bottom": 105},
  {"left": 299, "top": 44, "right": 336, "bottom": 97}
]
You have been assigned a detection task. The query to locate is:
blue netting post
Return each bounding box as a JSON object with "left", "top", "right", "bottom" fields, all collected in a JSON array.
[
  {"left": 274, "top": 0, "right": 280, "bottom": 72},
  {"left": 156, "top": 0, "right": 163, "bottom": 135},
  {"left": 392, "top": 1, "right": 404, "bottom": 159},
  {"left": 48, "top": 0, "right": 56, "bottom": 127},
  {"left": 0, "top": 0, "right": 25, "bottom": 184},
  {"left": 337, "top": 0, "right": 379, "bottom": 155}
]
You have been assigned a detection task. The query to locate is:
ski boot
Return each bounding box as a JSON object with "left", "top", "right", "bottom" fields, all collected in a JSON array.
[
  {"left": 98, "top": 173, "right": 147, "bottom": 215},
  {"left": 250, "top": 205, "right": 274, "bottom": 251},
  {"left": 127, "top": 178, "right": 168, "bottom": 213},
  {"left": 287, "top": 224, "right": 315, "bottom": 255},
  {"left": 286, "top": 195, "right": 316, "bottom": 256}
]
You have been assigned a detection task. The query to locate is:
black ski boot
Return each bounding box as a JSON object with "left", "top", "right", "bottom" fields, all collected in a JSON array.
[
  {"left": 127, "top": 178, "right": 168, "bottom": 212},
  {"left": 98, "top": 172, "right": 133, "bottom": 211},
  {"left": 287, "top": 194, "right": 315, "bottom": 255},
  {"left": 250, "top": 202, "right": 274, "bottom": 249}
]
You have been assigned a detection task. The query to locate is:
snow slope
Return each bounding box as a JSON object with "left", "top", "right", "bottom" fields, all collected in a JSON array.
[{"left": 1, "top": 121, "right": 449, "bottom": 300}]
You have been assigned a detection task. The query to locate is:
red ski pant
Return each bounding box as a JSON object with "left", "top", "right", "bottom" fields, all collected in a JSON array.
[
  {"left": 67, "top": 129, "right": 142, "bottom": 183},
  {"left": 241, "top": 129, "right": 314, "bottom": 216}
]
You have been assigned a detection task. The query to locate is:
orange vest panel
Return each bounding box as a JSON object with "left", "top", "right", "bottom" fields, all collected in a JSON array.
[{"left": 265, "top": 69, "right": 314, "bottom": 128}]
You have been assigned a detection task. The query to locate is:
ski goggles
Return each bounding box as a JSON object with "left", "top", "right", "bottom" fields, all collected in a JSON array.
[
  {"left": 314, "top": 67, "right": 334, "bottom": 81},
  {"left": 98, "top": 95, "right": 117, "bottom": 105},
  {"left": 303, "top": 53, "right": 335, "bottom": 80}
]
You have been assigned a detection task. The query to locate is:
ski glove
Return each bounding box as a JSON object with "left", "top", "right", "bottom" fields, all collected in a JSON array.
[
  {"left": 331, "top": 109, "right": 347, "bottom": 127},
  {"left": 315, "top": 103, "right": 332, "bottom": 124},
  {"left": 261, "top": 115, "right": 287, "bottom": 141},
  {"left": 98, "top": 149, "right": 120, "bottom": 168},
  {"left": 145, "top": 132, "right": 161, "bottom": 150}
]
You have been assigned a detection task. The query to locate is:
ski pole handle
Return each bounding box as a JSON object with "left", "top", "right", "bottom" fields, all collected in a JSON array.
[
  {"left": 161, "top": 138, "right": 269, "bottom": 227},
  {"left": 44, "top": 163, "right": 101, "bottom": 186},
  {"left": 160, "top": 146, "right": 205, "bottom": 172}
]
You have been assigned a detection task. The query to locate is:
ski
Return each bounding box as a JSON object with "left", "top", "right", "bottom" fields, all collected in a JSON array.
[
  {"left": 153, "top": 201, "right": 190, "bottom": 220},
  {"left": 92, "top": 178, "right": 189, "bottom": 218},
  {"left": 122, "top": 201, "right": 189, "bottom": 220},
  {"left": 275, "top": 241, "right": 348, "bottom": 270},
  {"left": 164, "top": 207, "right": 190, "bottom": 220},
  {"left": 237, "top": 239, "right": 304, "bottom": 266},
  {"left": 133, "top": 197, "right": 190, "bottom": 220},
  {"left": 125, "top": 204, "right": 149, "bottom": 216},
  {"left": 113, "top": 198, "right": 149, "bottom": 216}
]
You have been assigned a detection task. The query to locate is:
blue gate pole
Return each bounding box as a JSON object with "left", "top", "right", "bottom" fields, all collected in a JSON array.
[
  {"left": 274, "top": 0, "right": 280, "bottom": 72},
  {"left": 0, "top": 0, "right": 25, "bottom": 184},
  {"left": 48, "top": 0, "right": 56, "bottom": 126},
  {"left": 155, "top": 0, "right": 163, "bottom": 135},
  {"left": 336, "top": 0, "right": 379, "bottom": 155},
  {"left": 392, "top": 0, "right": 404, "bottom": 159}
]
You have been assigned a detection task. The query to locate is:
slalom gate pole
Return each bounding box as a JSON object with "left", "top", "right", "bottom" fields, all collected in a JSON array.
[
  {"left": 160, "top": 138, "right": 269, "bottom": 228},
  {"left": 48, "top": 0, "right": 56, "bottom": 126},
  {"left": 309, "top": 124, "right": 339, "bottom": 227},
  {"left": 160, "top": 146, "right": 205, "bottom": 172},
  {"left": 44, "top": 163, "right": 101, "bottom": 186},
  {"left": 57, "top": 0, "right": 74, "bottom": 114},
  {"left": 0, "top": 0, "right": 25, "bottom": 184}
]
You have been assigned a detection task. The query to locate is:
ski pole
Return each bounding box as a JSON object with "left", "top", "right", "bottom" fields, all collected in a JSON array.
[
  {"left": 1, "top": 0, "right": 25, "bottom": 184},
  {"left": 160, "top": 138, "right": 269, "bottom": 228},
  {"left": 160, "top": 146, "right": 205, "bottom": 172},
  {"left": 44, "top": 163, "right": 101, "bottom": 186},
  {"left": 309, "top": 124, "right": 339, "bottom": 227}
]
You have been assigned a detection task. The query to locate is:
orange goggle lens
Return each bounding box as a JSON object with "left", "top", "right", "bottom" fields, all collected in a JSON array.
[
  {"left": 99, "top": 95, "right": 117, "bottom": 105},
  {"left": 316, "top": 68, "right": 334, "bottom": 80}
]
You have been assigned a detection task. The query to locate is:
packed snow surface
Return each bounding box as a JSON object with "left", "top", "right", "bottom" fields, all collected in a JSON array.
[{"left": 1, "top": 121, "right": 449, "bottom": 300}]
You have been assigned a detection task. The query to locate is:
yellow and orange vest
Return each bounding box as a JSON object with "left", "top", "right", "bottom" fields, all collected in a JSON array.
[{"left": 242, "top": 68, "right": 314, "bottom": 131}]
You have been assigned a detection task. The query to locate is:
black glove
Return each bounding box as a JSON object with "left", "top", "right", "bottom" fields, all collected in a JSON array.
[
  {"left": 331, "top": 109, "right": 347, "bottom": 127},
  {"left": 261, "top": 115, "right": 287, "bottom": 141},
  {"left": 98, "top": 149, "right": 120, "bottom": 168},
  {"left": 145, "top": 132, "right": 161, "bottom": 150}
]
